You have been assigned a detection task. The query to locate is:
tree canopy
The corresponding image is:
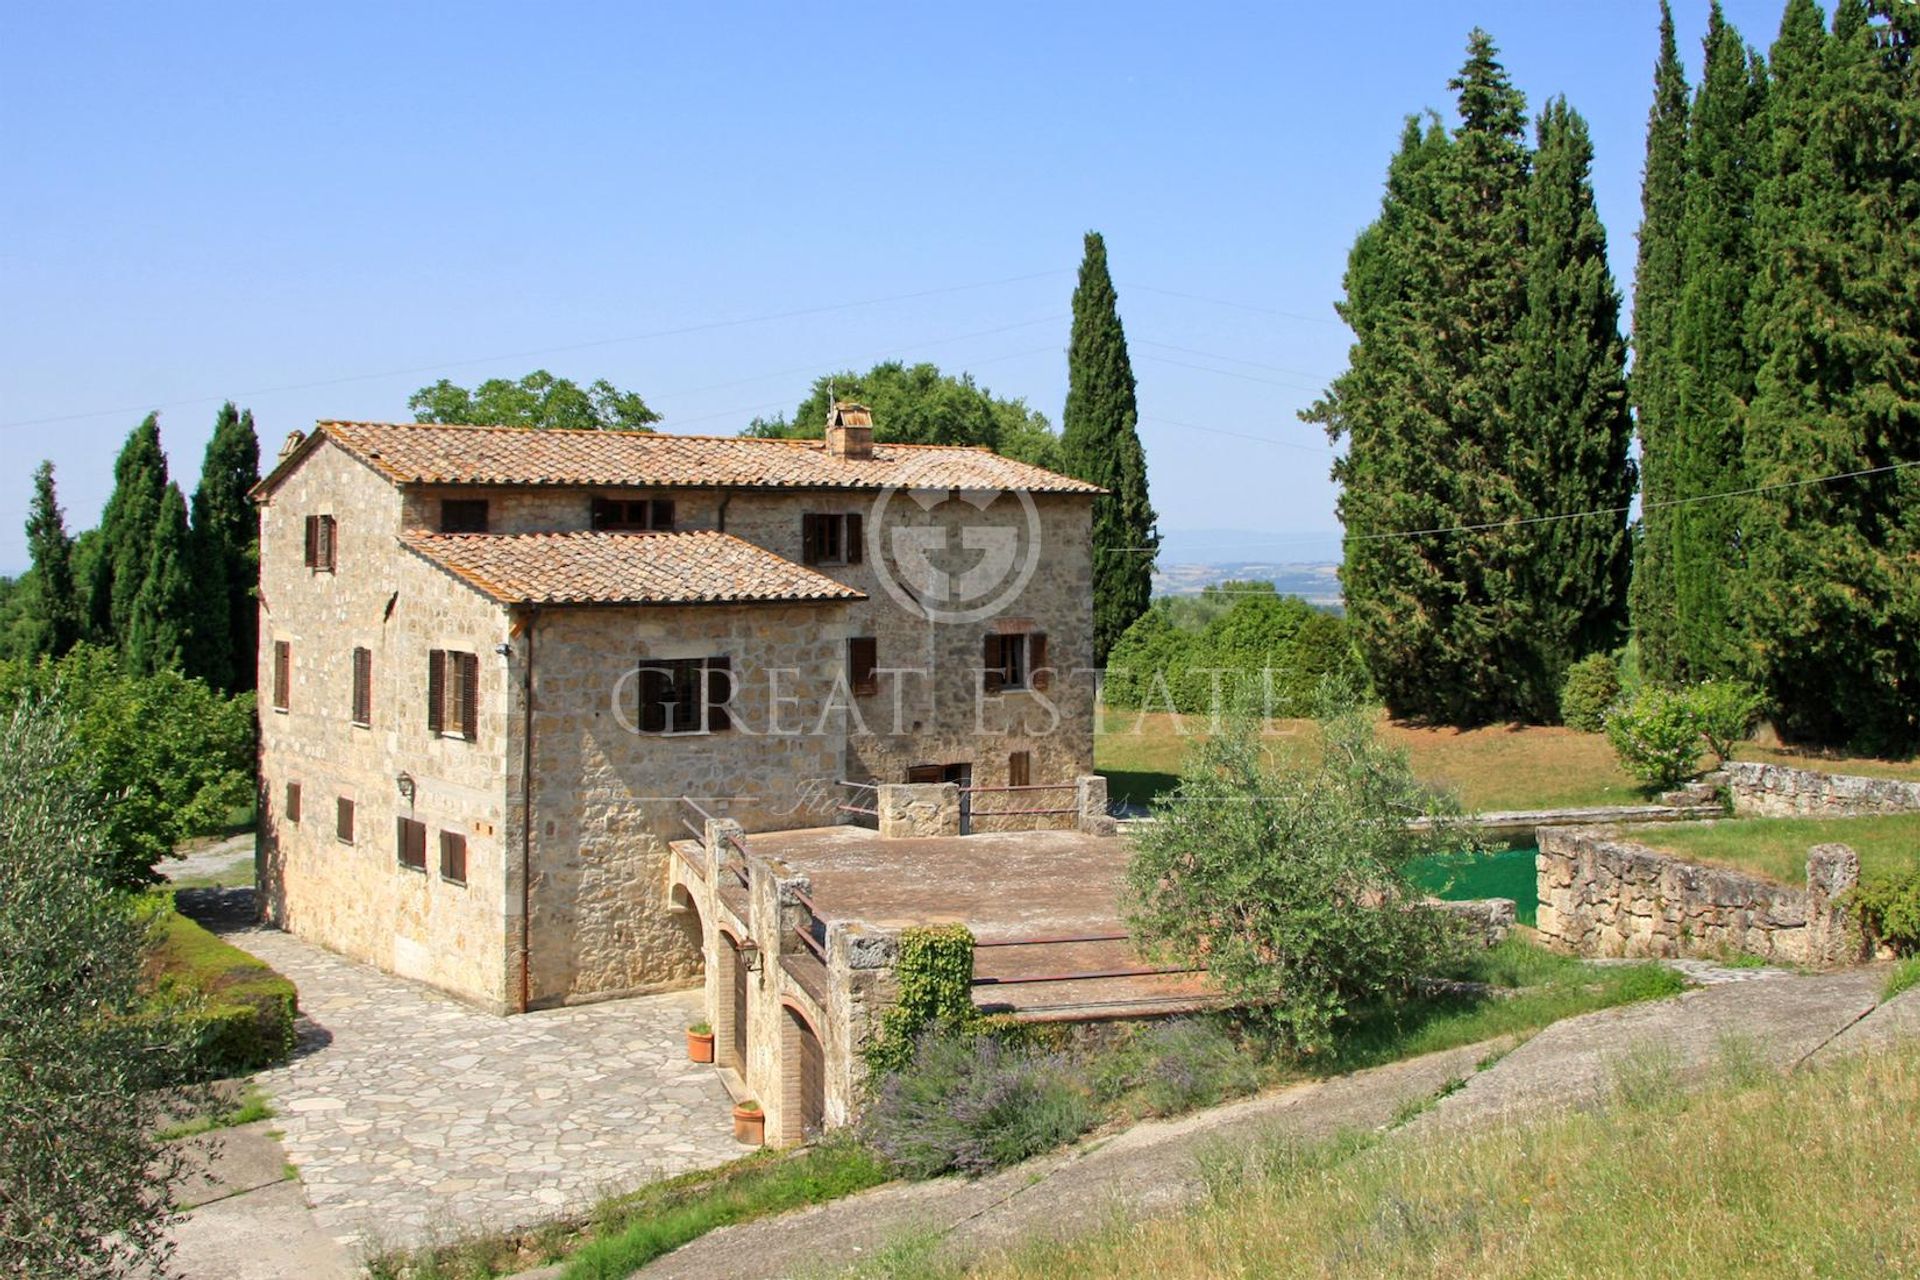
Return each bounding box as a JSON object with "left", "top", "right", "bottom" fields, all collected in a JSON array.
[{"left": 409, "top": 369, "right": 660, "bottom": 432}]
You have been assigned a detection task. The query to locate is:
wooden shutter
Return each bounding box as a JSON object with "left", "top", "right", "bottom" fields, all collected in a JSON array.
[
  {"left": 907, "top": 764, "right": 943, "bottom": 784},
  {"left": 845, "top": 513, "right": 863, "bottom": 564},
  {"left": 706, "top": 656, "right": 732, "bottom": 732},
  {"left": 352, "top": 647, "right": 372, "bottom": 725},
  {"left": 273, "top": 641, "right": 291, "bottom": 710},
  {"left": 313, "top": 515, "right": 335, "bottom": 570},
  {"left": 1009, "top": 750, "right": 1031, "bottom": 788},
  {"left": 397, "top": 817, "right": 426, "bottom": 869},
  {"left": 303, "top": 516, "right": 318, "bottom": 568},
  {"left": 285, "top": 781, "right": 301, "bottom": 824},
  {"left": 1029, "top": 633, "right": 1050, "bottom": 691},
  {"left": 652, "top": 499, "right": 675, "bottom": 530},
  {"left": 590, "top": 497, "right": 612, "bottom": 530},
  {"left": 801, "top": 514, "right": 822, "bottom": 564},
  {"left": 639, "top": 664, "right": 668, "bottom": 733},
  {"left": 849, "top": 637, "right": 878, "bottom": 696},
  {"left": 982, "top": 635, "right": 1005, "bottom": 693},
  {"left": 458, "top": 652, "right": 479, "bottom": 739},
  {"left": 427, "top": 650, "right": 446, "bottom": 734},
  {"left": 336, "top": 796, "right": 355, "bottom": 844},
  {"left": 439, "top": 830, "right": 468, "bottom": 882}
]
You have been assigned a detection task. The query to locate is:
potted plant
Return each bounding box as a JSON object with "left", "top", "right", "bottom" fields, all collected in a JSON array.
[
  {"left": 687, "top": 1021, "right": 714, "bottom": 1063},
  {"left": 732, "top": 1098, "right": 765, "bottom": 1145}
]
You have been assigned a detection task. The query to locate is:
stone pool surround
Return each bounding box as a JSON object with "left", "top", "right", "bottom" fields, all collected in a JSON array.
[
  {"left": 1724, "top": 761, "right": 1920, "bottom": 818},
  {"left": 1534, "top": 824, "right": 1865, "bottom": 967}
]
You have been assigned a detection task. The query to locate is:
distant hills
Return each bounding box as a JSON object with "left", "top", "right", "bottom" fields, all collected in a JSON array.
[{"left": 1149, "top": 528, "right": 1342, "bottom": 605}]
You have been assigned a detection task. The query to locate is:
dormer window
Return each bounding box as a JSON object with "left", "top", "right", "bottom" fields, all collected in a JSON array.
[
  {"left": 592, "top": 497, "right": 674, "bottom": 531},
  {"left": 439, "top": 499, "right": 489, "bottom": 533}
]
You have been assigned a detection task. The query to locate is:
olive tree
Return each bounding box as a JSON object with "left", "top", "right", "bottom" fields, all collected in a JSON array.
[{"left": 1126, "top": 690, "right": 1474, "bottom": 1053}]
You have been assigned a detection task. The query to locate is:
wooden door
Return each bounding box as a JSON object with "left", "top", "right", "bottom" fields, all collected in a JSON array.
[
  {"left": 729, "top": 935, "right": 749, "bottom": 1069},
  {"left": 791, "top": 1006, "right": 825, "bottom": 1135}
]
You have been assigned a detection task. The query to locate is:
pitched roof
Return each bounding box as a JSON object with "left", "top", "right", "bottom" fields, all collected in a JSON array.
[
  {"left": 259, "top": 420, "right": 1104, "bottom": 496},
  {"left": 399, "top": 530, "right": 866, "bottom": 608}
]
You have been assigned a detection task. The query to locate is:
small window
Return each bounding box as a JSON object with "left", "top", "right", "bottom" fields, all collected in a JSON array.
[
  {"left": 303, "top": 514, "right": 337, "bottom": 572},
  {"left": 982, "top": 632, "right": 1048, "bottom": 693},
  {"left": 439, "top": 831, "right": 468, "bottom": 884},
  {"left": 439, "top": 499, "right": 490, "bottom": 533},
  {"left": 272, "top": 641, "right": 292, "bottom": 711},
  {"left": 336, "top": 796, "right": 356, "bottom": 845},
  {"left": 285, "top": 781, "right": 302, "bottom": 825},
  {"left": 351, "top": 647, "right": 373, "bottom": 727},
  {"left": 636, "top": 656, "right": 731, "bottom": 735},
  {"left": 591, "top": 497, "right": 675, "bottom": 531},
  {"left": 801, "top": 513, "right": 864, "bottom": 566},
  {"left": 848, "top": 637, "right": 878, "bottom": 696},
  {"left": 1009, "top": 750, "right": 1032, "bottom": 789},
  {"left": 396, "top": 816, "right": 426, "bottom": 871},
  {"left": 428, "top": 649, "right": 480, "bottom": 740}
]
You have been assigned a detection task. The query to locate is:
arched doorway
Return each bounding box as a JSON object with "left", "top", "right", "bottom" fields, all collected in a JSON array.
[
  {"left": 783, "top": 1002, "right": 825, "bottom": 1139},
  {"left": 724, "top": 932, "right": 749, "bottom": 1070}
]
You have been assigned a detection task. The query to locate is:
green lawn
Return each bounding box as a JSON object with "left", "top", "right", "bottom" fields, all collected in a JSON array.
[{"left": 1639, "top": 814, "right": 1920, "bottom": 885}]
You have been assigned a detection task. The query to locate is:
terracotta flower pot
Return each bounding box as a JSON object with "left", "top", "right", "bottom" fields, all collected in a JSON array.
[
  {"left": 687, "top": 1029, "right": 715, "bottom": 1063},
  {"left": 733, "top": 1103, "right": 765, "bottom": 1145}
]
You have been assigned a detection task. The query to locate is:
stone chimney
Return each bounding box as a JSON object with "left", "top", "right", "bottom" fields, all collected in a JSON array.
[{"left": 824, "top": 400, "right": 874, "bottom": 461}]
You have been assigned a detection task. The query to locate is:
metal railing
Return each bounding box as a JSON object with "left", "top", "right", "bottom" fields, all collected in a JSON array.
[
  {"left": 959, "top": 782, "right": 1079, "bottom": 820},
  {"left": 834, "top": 779, "right": 880, "bottom": 819},
  {"left": 970, "top": 932, "right": 1203, "bottom": 987},
  {"left": 679, "top": 796, "right": 749, "bottom": 888}
]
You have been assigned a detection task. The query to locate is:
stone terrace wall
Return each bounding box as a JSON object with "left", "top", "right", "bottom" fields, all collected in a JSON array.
[
  {"left": 1724, "top": 761, "right": 1920, "bottom": 818},
  {"left": 1535, "top": 825, "right": 1864, "bottom": 966}
]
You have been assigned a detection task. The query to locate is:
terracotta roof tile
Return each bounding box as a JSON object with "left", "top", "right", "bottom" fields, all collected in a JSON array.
[
  {"left": 272, "top": 420, "right": 1104, "bottom": 495},
  {"left": 399, "top": 530, "right": 865, "bottom": 607}
]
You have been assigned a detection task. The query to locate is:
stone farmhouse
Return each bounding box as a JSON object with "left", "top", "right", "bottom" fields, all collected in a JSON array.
[{"left": 250, "top": 405, "right": 1105, "bottom": 1033}]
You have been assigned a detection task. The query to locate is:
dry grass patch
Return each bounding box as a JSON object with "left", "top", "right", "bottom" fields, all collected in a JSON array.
[{"left": 1097, "top": 711, "right": 1640, "bottom": 812}]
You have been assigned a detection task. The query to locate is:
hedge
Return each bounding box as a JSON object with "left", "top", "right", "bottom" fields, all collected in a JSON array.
[{"left": 143, "top": 895, "right": 298, "bottom": 1078}]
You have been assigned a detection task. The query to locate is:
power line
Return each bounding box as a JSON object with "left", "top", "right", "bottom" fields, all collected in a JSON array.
[
  {"left": 1134, "top": 338, "right": 1333, "bottom": 385},
  {"left": 1140, "top": 413, "right": 1335, "bottom": 454},
  {"left": 0, "top": 268, "right": 1071, "bottom": 432},
  {"left": 1119, "top": 281, "right": 1343, "bottom": 327},
  {"left": 1135, "top": 351, "right": 1326, "bottom": 395}
]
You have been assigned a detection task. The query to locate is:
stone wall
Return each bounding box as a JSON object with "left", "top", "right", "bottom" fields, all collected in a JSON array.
[
  {"left": 1535, "top": 825, "right": 1864, "bottom": 966},
  {"left": 257, "top": 440, "right": 518, "bottom": 1011},
  {"left": 1724, "top": 761, "right": 1920, "bottom": 818}
]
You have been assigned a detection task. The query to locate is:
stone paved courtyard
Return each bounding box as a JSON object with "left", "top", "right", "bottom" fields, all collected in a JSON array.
[{"left": 222, "top": 918, "right": 744, "bottom": 1250}]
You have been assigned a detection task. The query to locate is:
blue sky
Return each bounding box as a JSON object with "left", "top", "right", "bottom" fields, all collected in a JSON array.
[{"left": 0, "top": 1, "right": 1802, "bottom": 573}]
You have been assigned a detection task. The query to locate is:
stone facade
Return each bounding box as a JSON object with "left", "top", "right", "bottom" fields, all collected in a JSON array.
[
  {"left": 1724, "top": 761, "right": 1920, "bottom": 818},
  {"left": 255, "top": 425, "right": 1097, "bottom": 1013},
  {"left": 1535, "top": 825, "right": 1865, "bottom": 966}
]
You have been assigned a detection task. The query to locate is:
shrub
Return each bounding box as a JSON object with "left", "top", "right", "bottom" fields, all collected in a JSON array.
[
  {"left": 863, "top": 923, "right": 976, "bottom": 1077},
  {"left": 1852, "top": 868, "right": 1920, "bottom": 956},
  {"left": 1604, "top": 686, "right": 1706, "bottom": 790},
  {"left": 1559, "top": 653, "right": 1621, "bottom": 733},
  {"left": 862, "top": 1031, "right": 1095, "bottom": 1179},
  {"left": 1088, "top": 1018, "right": 1263, "bottom": 1116},
  {"left": 144, "top": 896, "right": 298, "bottom": 1077},
  {"left": 1691, "top": 679, "right": 1764, "bottom": 766}
]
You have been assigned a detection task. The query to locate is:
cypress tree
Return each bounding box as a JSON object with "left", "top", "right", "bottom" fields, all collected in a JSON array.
[
  {"left": 1627, "top": 2, "right": 1693, "bottom": 683},
  {"left": 189, "top": 403, "right": 260, "bottom": 691},
  {"left": 1744, "top": 0, "right": 1920, "bottom": 750},
  {"left": 1060, "top": 231, "right": 1157, "bottom": 667},
  {"left": 1307, "top": 31, "right": 1537, "bottom": 723},
  {"left": 88, "top": 414, "right": 170, "bottom": 649},
  {"left": 125, "top": 484, "right": 195, "bottom": 677},
  {"left": 1667, "top": 2, "right": 1767, "bottom": 680},
  {"left": 1511, "top": 98, "right": 1636, "bottom": 708},
  {"left": 23, "top": 461, "right": 82, "bottom": 658}
]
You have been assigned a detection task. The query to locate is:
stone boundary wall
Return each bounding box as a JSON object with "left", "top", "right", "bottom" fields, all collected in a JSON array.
[
  {"left": 1535, "top": 825, "right": 1864, "bottom": 966},
  {"left": 1724, "top": 761, "right": 1920, "bottom": 818}
]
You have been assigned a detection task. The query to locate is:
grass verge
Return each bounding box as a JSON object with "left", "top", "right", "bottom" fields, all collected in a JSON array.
[
  {"left": 839, "top": 1040, "right": 1920, "bottom": 1279},
  {"left": 156, "top": 1083, "right": 275, "bottom": 1141},
  {"left": 1638, "top": 813, "right": 1920, "bottom": 885},
  {"left": 1885, "top": 956, "right": 1920, "bottom": 1002}
]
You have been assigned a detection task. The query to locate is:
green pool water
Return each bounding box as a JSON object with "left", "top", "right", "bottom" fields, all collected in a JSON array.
[{"left": 1408, "top": 845, "right": 1539, "bottom": 927}]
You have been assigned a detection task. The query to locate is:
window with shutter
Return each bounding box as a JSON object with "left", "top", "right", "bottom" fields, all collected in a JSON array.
[
  {"left": 351, "top": 647, "right": 373, "bottom": 726},
  {"left": 427, "top": 650, "right": 445, "bottom": 734},
  {"left": 849, "top": 637, "right": 878, "bottom": 696},
  {"left": 439, "top": 830, "right": 468, "bottom": 883},
  {"left": 304, "top": 514, "right": 336, "bottom": 572},
  {"left": 396, "top": 816, "right": 427, "bottom": 870},
  {"left": 593, "top": 497, "right": 676, "bottom": 530},
  {"left": 439, "top": 499, "right": 489, "bottom": 533},
  {"left": 272, "top": 641, "right": 291, "bottom": 711},
  {"left": 802, "top": 513, "right": 859, "bottom": 565},
  {"left": 636, "top": 657, "right": 732, "bottom": 734},
  {"left": 706, "top": 656, "right": 732, "bottom": 733},
  {"left": 336, "top": 796, "right": 355, "bottom": 844},
  {"left": 458, "top": 652, "right": 479, "bottom": 739},
  {"left": 1029, "top": 633, "right": 1050, "bottom": 691},
  {"left": 1009, "top": 750, "right": 1032, "bottom": 788},
  {"left": 285, "top": 781, "right": 302, "bottom": 824},
  {"left": 983, "top": 634, "right": 1032, "bottom": 692}
]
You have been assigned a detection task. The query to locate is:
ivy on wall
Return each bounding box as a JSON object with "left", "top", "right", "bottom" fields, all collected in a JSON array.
[{"left": 863, "top": 923, "right": 976, "bottom": 1076}]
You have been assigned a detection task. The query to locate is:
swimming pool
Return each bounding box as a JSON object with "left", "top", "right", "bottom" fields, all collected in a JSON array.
[{"left": 1407, "top": 845, "right": 1539, "bottom": 927}]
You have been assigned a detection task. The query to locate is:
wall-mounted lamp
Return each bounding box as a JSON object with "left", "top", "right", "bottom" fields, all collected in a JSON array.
[
  {"left": 395, "top": 772, "right": 416, "bottom": 805},
  {"left": 738, "top": 940, "right": 762, "bottom": 973}
]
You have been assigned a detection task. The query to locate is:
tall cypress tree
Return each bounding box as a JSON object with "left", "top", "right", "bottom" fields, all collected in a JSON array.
[
  {"left": 126, "top": 484, "right": 195, "bottom": 677},
  {"left": 88, "top": 415, "right": 170, "bottom": 649},
  {"left": 23, "top": 461, "right": 82, "bottom": 659},
  {"left": 1307, "top": 30, "right": 1539, "bottom": 723},
  {"left": 1627, "top": 2, "right": 1693, "bottom": 683},
  {"left": 1744, "top": 0, "right": 1920, "bottom": 750},
  {"left": 189, "top": 403, "right": 260, "bottom": 691},
  {"left": 1667, "top": 2, "right": 1767, "bottom": 680},
  {"left": 1511, "top": 98, "right": 1636, "bottom": 707},
  {"left": 1060, "top": 231, "right": 1157, "bottom": 667}
]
